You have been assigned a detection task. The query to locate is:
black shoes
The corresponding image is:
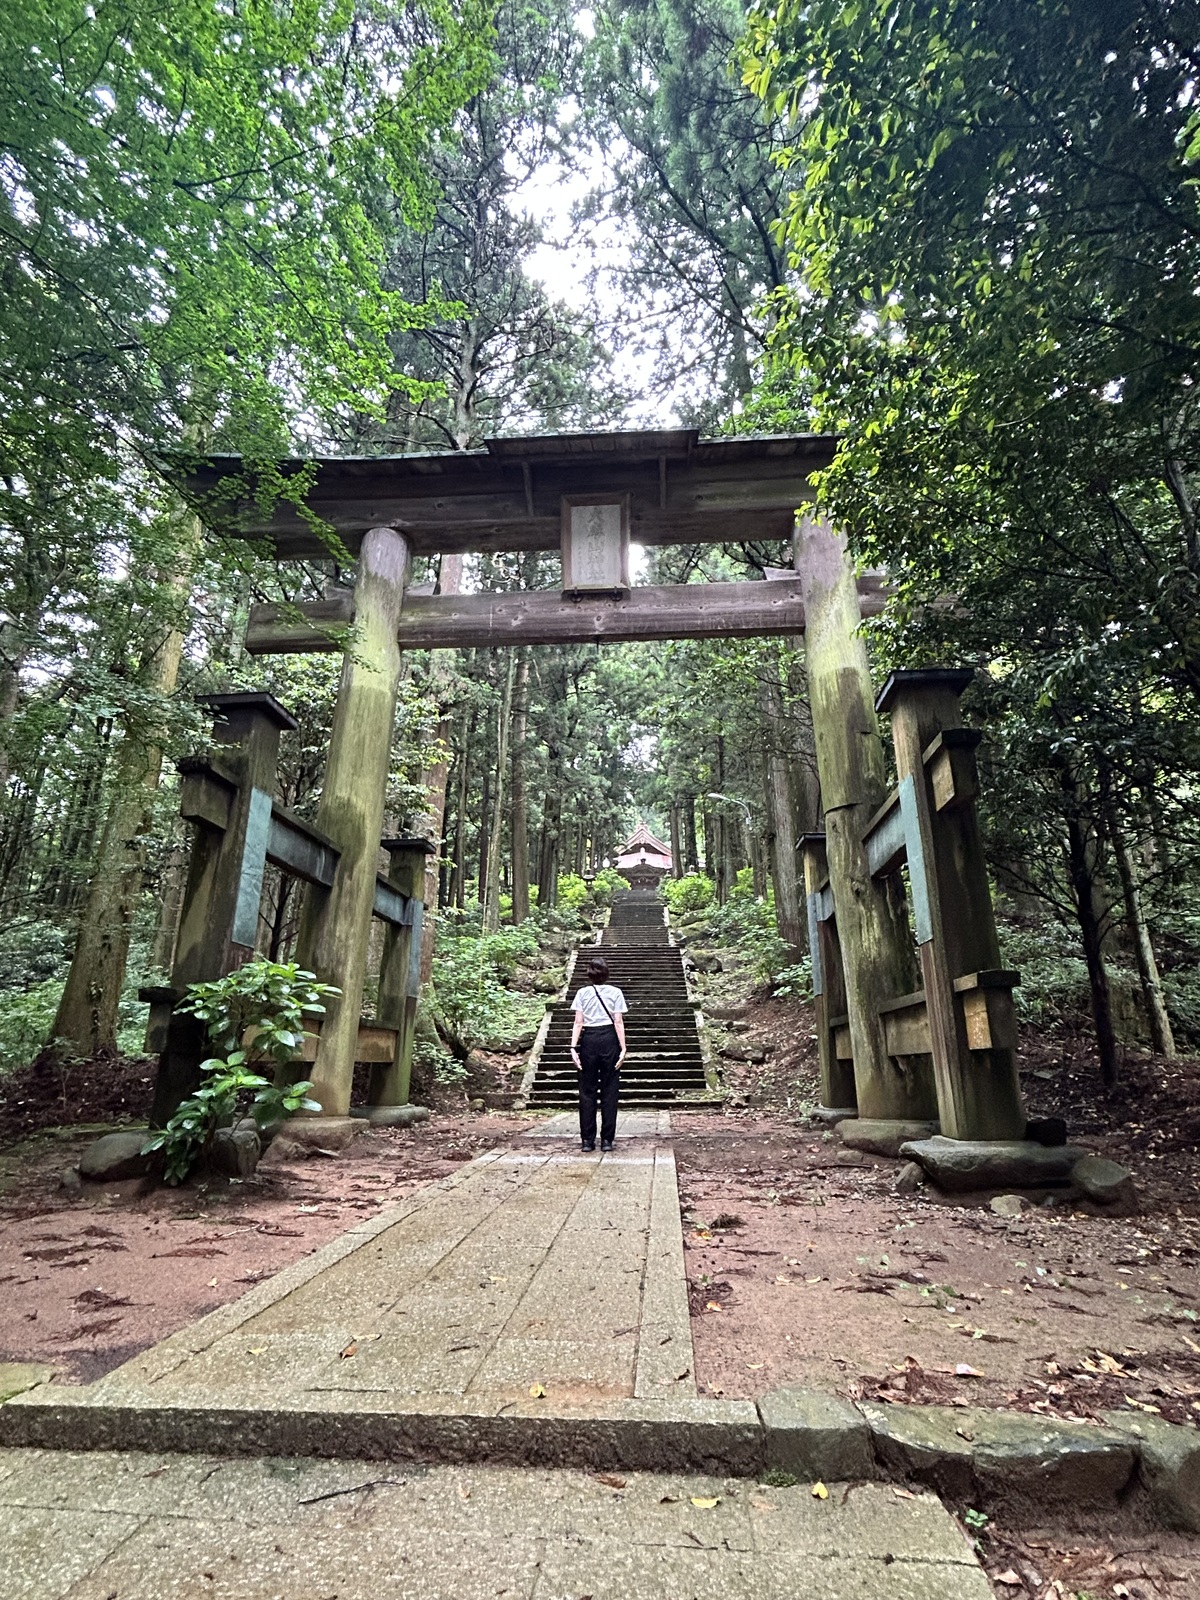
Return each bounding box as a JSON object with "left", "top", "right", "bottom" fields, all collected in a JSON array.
[
  {"left": 601, "top": 1140, "right": 614, "bottom": 1152},
  {"left": 581, "top": 1140, "right": 596, "bottom": 1151}
]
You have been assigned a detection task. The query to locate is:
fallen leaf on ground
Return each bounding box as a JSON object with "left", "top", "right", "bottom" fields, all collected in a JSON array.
[
  {"left": 340, "top": 1341, "right": 358, "bottom": 1359},
  {"left": 690, "top": 1496, "right": 720, "bottom": 1509},
  {"left": 955, "top": 1364, "right": 985, "bottom": 1378},
  {"left": 593, "top": 1473, "right": 626, "bottom": 1490},
  {"left": 811, "top": 1482, "right": 828, "bottom": 1500},
  {"left": 992, "top": 1571, "right": 1022, "bottom": 1587},
  {"left": 207, "top": 1277, "right": 218, "bottom": 1288},
  {"left": 704, "top": 1301, "right": 723, "bottom": 1312},
  {"left": 891, "top": 1488, "right": 917, "bottom": 1500},
  {"left": 248, "top": 1346, "right": 267, "bottom": 1356},
  {"left": 529, "top": 1383, "right": 545, "bottom": 1398}
]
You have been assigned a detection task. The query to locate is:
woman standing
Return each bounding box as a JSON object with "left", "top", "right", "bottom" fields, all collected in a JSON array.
[{"left": 569, "top": 954, "right": 628, "bottom": 1152}]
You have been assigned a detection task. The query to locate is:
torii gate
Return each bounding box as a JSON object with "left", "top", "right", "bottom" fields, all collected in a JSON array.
[{"left": 154, "top": 428, "right": 1024, "bottom": 1145}]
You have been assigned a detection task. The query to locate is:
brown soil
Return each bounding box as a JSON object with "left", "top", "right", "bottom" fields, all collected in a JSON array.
[
  {"left": 681, "top": 994, "right": 1200, "bottom": 1596},
  {"left": 0, "top": 1048, "right": 158, "bottom": 1150},
  {"left": 5, "top": 987, "right": 1200, "bottom": 1592},
  {"left": 0, "top": 1111, "right": 527, "bottom": 1384},
  {"left": 965, "top": 1513, "right": 1200, "bottom": 1599}
]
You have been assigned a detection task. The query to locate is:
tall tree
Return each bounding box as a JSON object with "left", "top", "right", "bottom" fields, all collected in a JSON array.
[{"left": 580, "top": 0, "right": 795, "bottom": 420}]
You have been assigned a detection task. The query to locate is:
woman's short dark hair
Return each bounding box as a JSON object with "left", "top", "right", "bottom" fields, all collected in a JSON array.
[{"left": 586, "top": 955, "right": 609, "bottom": 982}]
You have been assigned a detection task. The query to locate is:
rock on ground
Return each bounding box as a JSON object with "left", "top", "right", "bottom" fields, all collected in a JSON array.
[
  {"left": 1073, "top": 1153, "right": 1137, "bottom": 1208},
  {"left": 78, "top": 1130, "right": 154, "bottom": 1182},
  {"left": 839, "top": 1118, "right": 939, "bottom": 1158},
  {"left": 899, "top": 1135, "right": 1086, "bottom": 1193},
  {"left": 206, "top": 1125, "right": 260, "bottom": 1179}
]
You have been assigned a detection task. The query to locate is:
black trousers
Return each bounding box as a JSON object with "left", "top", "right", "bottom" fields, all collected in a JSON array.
[{"left": 578, "top": 1024, "right": 621, "bottom": 1146}]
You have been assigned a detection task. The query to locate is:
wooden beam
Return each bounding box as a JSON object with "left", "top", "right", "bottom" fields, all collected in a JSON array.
[
  {"left": 245, "top": 577, "right": 888, "bottom": 656},
  {"left": 180, "top": 430, "right": 838, "bottom": 559}
]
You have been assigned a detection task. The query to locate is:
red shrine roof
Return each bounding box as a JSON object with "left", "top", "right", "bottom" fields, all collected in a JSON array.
[{"left": 614, "top": 822, "right": 672, "bottom": 875}]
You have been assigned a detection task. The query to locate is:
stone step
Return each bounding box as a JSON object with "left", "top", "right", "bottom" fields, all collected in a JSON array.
[{"left": 527, "top": 892, "right": 713, "bottom": 1107}]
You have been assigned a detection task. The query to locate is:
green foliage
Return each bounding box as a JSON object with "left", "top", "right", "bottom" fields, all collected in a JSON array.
[
  {"left": 0, "top": 920, "right": 71, "bottom": 993},
  {"left": 709, "top": 873, "right": 792, "bottom": 987},
  {"left": 429, "top": 918, "right": 544, "bottom": 1052},
  {"left": 556, "top": 868, "right": 626, "bottom": 911},
  {"left": 582, "top": 0, "right": 796, "bottom": 421},
  {"left": 557, "top": 873, "right": 591, "bottom": 910},
  {"left": 663, "top": 873, "right": 716, "bottom": 917},
  {"left": 771, "top": 960, "right": 813, "bottom": 1002},
  {"left": 589, "top": 868, "right": 627, "bottom": 906},
  {"left": 1, "top": 0, "right": 493, "bottom": 479},
  {"left": 742, "top": 0, "right": 1200, "bottom": 1074},
  {"left": 997, "top": 917, "right": 1096, "bottom": 1032},
  {"left": 141, "top": 961, "right": 335, "bottom": 1184},
  {"left": 0, "top": 981, "right": 64, "bottom": 1077}
]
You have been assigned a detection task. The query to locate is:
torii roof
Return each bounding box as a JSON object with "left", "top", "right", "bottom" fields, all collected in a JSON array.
[{"left": 178, "top": 428, "right": 838, "bottom": 559}]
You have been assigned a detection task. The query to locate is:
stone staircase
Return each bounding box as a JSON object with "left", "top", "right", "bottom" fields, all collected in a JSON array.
[{"left": 525, "top": 889, "right": 710, "bottom": 1109}]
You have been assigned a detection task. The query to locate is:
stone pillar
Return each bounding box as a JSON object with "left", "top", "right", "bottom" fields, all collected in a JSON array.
[
  {"left": 794, "top": 513, "right": 933, "bottom": 1120},
  {"left": 369, "top": 835, "right": 435, "bottom": 1107},
  {"left": 799, "top": 833, "right": 857, "bottom": 1112},
  {"left": 296, "top": 527, "right": 410, "bottom": 1116},
  {"left": 149, "top": 692, "right": 298, "bottom": 1125},
  {"left": 878, "top": 668, "right": 1024, "bottom": 1139}
]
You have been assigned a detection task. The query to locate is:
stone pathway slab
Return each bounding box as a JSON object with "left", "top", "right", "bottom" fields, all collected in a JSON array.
[
  {"left": 0, "top": 1447, "right": 992, "bottom": 1599},
  {"left": 4, "top": 1143, "right": 696, "bottom": 1437}
]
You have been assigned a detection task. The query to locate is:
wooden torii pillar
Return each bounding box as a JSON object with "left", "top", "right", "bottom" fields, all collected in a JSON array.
[
  {"left": 292, "top": 526, "right": 410, "bottom": 1118},
  {"left": 794, "top": 513, "right": 936, "bottom": 1124}
]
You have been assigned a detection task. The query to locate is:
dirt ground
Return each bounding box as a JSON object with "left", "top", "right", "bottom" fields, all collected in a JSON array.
[{"left": 682, "top": 993, "right": 1200, "bottom": 1598}]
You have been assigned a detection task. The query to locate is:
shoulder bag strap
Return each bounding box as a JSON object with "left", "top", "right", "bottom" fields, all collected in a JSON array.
[{"left": 590, "top": 984, "right": 615, "bottom": 1023}]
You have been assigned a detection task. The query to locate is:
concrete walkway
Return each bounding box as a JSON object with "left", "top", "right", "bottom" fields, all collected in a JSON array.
[{"left": 0, "top": 1447, "right": 991, "bottom": 1599}]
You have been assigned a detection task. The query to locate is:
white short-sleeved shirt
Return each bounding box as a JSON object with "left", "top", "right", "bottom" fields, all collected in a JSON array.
[{"left": 571, "top": 983, "right": 628, "bottom": 1027}]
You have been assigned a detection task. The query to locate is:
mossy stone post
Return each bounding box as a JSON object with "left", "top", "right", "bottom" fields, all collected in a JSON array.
[
  {"left": 799, "top": 832, "right": 857, "bottom": 1112},
  {"left": 370, "top": 835, "right": 434, "bottom": 1107},
  {"left": 296, "top": 527, "right": 410, "bottom": 1116},
  {"left": 150, "top": 692, "right": 298, "bottom": 1125},
  {"left": 878, "top": 669, "right": 1025, "bottom": 1140},
  {"left": 793, "top": 513, "right": 934, "bottom": 1120}
]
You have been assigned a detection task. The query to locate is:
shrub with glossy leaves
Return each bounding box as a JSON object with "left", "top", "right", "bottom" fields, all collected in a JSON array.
[{"left": 142, "top": 961, "right": 338, "bottom": 1184}]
